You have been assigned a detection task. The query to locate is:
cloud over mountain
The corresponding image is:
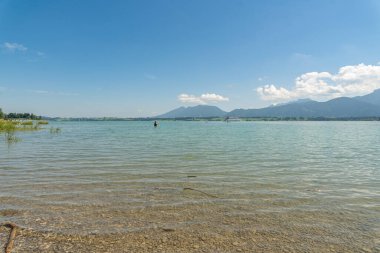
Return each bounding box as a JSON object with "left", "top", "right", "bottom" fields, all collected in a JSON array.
[
  {"left": 257, "top": 63, "right": 380, "bottom": 102},
  {"left": 178, "top": 93, "right": 229, "bottom": 104}
]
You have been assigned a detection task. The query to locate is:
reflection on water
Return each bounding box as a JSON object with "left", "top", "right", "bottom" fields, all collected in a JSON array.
[{"left": 1, "top": 121, "right": 379, "bottom": 251}]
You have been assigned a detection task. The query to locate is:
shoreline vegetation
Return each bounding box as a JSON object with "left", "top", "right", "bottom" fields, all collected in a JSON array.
[
  {"left": 1, "top": 111, "right": 43, "bottom": 120},
  {"left": 0, "top": 119, "right": 50, "bottom": 144},
  {"left": 0, "top": 109, "right": 53, "bottom": 144},
  {"left": 3, "top": 107, "right": 380, "bottom": 122}
]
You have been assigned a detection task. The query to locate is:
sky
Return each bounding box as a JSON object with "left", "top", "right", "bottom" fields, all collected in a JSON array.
[{"left": 1, "top": 0, "right": 380, "bottom": 117}]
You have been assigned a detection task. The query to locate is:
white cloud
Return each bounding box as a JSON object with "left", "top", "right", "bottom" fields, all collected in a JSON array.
[
  {"left": 257, "top": 85, "right": 296, "bottom": 101},
  {"left": 2, "top": 42, "right": 27, "bottom": 52},
  {"left": 178, "top": 94, "right": 203, "bottom": 104},
  {"left": 257, "top": 63, "right": 380, "bottom": 102},
  {"left": 178, "top": 93, "right": 229, "bottom": 104}
]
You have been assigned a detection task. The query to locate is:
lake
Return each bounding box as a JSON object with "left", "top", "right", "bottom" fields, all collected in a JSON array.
[{"left": 0, "top": 121, "right": 379, "bottom": 252}]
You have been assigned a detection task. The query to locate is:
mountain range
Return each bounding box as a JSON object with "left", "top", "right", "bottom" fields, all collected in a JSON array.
[{"left": 157, "top": 89, "right": 380, "bottom": 118}]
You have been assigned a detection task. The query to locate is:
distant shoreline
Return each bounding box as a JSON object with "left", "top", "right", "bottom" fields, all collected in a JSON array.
[{"left": 44, "top": 117, "right": 380, "bottom": 122}]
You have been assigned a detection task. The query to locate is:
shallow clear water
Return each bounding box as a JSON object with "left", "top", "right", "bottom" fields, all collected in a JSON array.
[{"left": 1, "top": 121, "right": 379, "bottom": 250}]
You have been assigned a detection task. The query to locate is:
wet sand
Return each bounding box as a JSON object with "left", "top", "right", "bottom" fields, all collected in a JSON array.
[{"left": 1, "top": 199, "right": 378, "bottom": 253}]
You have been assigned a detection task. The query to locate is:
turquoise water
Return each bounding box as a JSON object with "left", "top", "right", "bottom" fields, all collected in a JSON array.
[{"left": 1, "top": 121, "right": 379, "bottom": 250}]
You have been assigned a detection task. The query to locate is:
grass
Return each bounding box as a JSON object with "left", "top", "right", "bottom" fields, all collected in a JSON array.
[
  {"left": 20, "top": 121, "right": 33, "bottom": 126},
  {"left": 0, "top": 119, "right": 17, "bottom": 132},
  {"left": 0, "top": 120, "right": 19, "bottom": 144},
  {"left": 0, "top": 119, "right": 51, "bottom": 144},
  {"left": 0, "top": 119, "right": 49, "bottom": 130},
  {"left": 5, "top": 131, "right": 21, "bottom": 143}
]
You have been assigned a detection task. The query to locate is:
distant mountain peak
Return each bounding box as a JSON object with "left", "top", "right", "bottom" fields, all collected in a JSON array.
[
  {"left": 272, "top": 98, "right": 315, "bottom": 107},
  {"left": 293, "top": 98, "right": 315, "bottom": 103},
  {"left": 354, "top": 89, "right": 380, "bottom": 106},
  {"left": 157, "top": 89, "right": 380, "bottom": 119},
  {"left": 156, "top": 105, "right": 227, "bottom": 118}
]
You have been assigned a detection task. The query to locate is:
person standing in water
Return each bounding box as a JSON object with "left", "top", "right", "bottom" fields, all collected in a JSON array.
[{"left": 154, "top": 120, "right": 158, "bottom": 127}]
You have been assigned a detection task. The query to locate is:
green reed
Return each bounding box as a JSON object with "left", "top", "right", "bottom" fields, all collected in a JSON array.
[
  {"left": 0, "top": 119, "right": 52, "bottom": 144},
  {"left": 50, "top": 127, "right": 61, "bottom": 134}
]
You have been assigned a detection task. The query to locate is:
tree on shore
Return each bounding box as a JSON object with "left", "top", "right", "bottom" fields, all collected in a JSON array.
[
  {"left": 0, "top": 109, "right": 43, "bottom": 120},
  {"left": 5, "top": 112, "right": 42, "bottom": 120}
]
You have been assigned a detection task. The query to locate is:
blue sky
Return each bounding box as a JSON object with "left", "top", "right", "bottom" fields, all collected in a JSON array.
[{"left": 1, "top": 0, "right": 380, "bottom": 117}]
